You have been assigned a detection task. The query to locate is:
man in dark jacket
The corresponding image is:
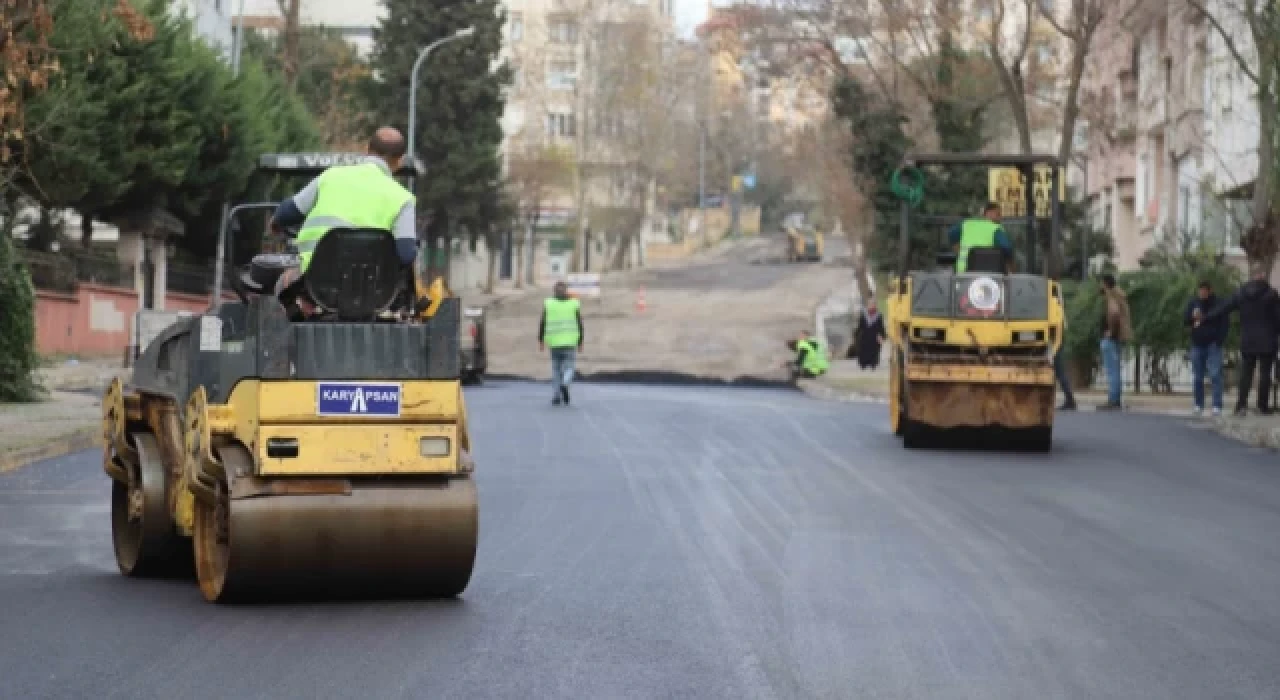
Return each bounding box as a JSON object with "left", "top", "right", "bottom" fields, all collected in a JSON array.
[
  {"left": 1185, "top": 280, "right": 1229, "bottom": 416},
  {"left": 1199, "top": 264, "right": 1280, "bottom": 415}
]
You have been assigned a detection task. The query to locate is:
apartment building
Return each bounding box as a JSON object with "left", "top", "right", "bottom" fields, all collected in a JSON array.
[{"left": 1082, "top": 0, "right": 1259, "bottom": 272}]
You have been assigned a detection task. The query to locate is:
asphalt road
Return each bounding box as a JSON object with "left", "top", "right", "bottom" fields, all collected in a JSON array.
[{"left": 3, "top": 381, "right": 1280, "bottom": 699}]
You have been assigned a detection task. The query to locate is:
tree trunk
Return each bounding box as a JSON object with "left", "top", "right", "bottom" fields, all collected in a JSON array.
[
  {"left": 80, "top": 211, "right": 93, "bottom": 248},
  {"left": 281, "top": 0, "right": 302, "bottom": 88},
  {"left": 514, "top": 236, "right": 524, "bottom": 289},
  {"left": 485, "top": 238, "right": 498, "bottom": 293}
]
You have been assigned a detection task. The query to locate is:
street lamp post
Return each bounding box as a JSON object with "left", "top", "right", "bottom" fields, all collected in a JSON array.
[{"left": 407, "top": 26, "right": 476, "bottom": 193}]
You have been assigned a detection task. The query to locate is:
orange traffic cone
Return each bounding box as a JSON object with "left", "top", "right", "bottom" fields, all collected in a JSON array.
[{"left": 635, "top": 286, "right": 647, "bottom": 313}]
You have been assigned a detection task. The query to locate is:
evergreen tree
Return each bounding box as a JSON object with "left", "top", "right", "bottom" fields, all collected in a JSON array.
[
  {"left": 366, "top": 0, "right": 512, "bottom": 251},
  {"left": 0, "top": 230, "right": 41, "bottom": 402},
  {"left": 831, "top": 76, "right": 912, "bottom": 271}
]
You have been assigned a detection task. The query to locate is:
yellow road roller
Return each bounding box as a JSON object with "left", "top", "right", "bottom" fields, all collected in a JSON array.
[
  {"left": 785, "top": 224, "right": 823, "bottom": 263},
  {"left": 102, "top": 152, "right": 478, "bottom": 602},
  {"left": 885, "top": 153, "right": 1066, "bottom": 452}
]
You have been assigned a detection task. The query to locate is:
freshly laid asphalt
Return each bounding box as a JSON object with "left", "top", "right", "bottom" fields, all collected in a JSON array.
[{"left": 2, "top": 381, "right": 1279, "bottom": 699}]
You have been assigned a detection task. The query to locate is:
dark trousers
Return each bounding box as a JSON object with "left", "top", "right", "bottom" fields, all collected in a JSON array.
[
  {"left": 1053, "top": 352, "right": 1074, "bottom": 401},
  {"left": 1237, "top": 352, "right": 1275, "bottom": 411}
]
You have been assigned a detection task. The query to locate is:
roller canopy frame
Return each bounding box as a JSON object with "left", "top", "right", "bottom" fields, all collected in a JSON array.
[
  {"left": 897, "top": 151, "right": 1064, "bottom": 283},
  {"left": 257, "top": 152, "right": 426, "bottom": 178}
]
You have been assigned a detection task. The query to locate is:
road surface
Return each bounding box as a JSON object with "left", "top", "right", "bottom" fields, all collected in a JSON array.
[
  {"left": 2, "top": 381, "right": 1279, "bottom": 699},
  {"left": 485, "top": 234, "right": 855, "bottom": 381}
]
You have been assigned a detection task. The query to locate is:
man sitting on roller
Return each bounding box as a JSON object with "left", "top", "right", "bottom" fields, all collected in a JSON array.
[
  {"left": 268, "top": 126, "right": 419, "bottom": 317},
  {"left": 947, "top": 202, "right": 1014, "bottom": 274}
]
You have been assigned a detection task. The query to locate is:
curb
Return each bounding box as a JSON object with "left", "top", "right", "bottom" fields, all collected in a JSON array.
[
  {"left": 1209, "top": 417, "right": 1280, "bottom": 451},
  {"left": 0, "top": 426, "right": 102, "bottom": 474}
]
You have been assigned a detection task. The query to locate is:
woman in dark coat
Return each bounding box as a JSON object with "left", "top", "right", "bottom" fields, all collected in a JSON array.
[{"left": 848, "top": 300, "right": 886, "bottom": 370}]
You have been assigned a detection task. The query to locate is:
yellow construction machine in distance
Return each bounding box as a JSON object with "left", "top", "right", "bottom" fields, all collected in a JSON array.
[
  {"left": 885, "top": 153, "right": 1066, "bottom": 452},
  {"left": 102, "top": 152, "right": 479, "bottom": 602},
  {"left": 785, "top": 224, "right": 823, "bottom": 263}
]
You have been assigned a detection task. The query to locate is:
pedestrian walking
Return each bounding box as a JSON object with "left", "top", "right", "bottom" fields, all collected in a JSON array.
[
  {"left": 539, "top": 281, "right": 584, "bottom": 406},
  {"left": 1198, "top": 263, "right": 1280, "bottom": 416},
  {"left": 849, "top": 300, "right": 886, "bottom": 370},
  {"left": 1097, "top": 274, "right": 1132, "bottom": 410},
  {"left": 1184, "top": 280, "right": 1228, "bottom": 416},
  {"left": 1051, "top": 271, "right": 1076, "bottom": 410}
]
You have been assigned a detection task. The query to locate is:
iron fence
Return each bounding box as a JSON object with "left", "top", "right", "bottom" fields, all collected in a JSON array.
[{"left": 19, "top": 250, "right": 134, "bottom": 293}]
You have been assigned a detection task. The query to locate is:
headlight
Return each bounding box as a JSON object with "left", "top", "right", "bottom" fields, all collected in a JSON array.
[
  {"left": 419, "top": 436, "right": 451, "bottom": 457},
  {"left": 1014, "top": 330, "right": 1044, "bottom": 342},
  {"left": 915, "top": 327, "right": 942, "bottom": 340}
]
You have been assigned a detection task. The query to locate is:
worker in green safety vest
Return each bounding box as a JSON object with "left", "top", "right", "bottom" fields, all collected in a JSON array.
[
  {"left": 946, "top": 202, "right": 1015, "bottom": 274},
  {"left": 539, "top": 281, "right": 584, "bottom": 406},
  {"left": 785, "top": 331, "right": 829, "bottom": 379},
  {"left": 268, "top": 127, "right": 419, "bottom": 317}
]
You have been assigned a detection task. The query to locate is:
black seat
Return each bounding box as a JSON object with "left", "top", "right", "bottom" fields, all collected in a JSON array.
[
  {"left": 304, "top": 227, "right": 403, "bottom": 321},
  {"left": 964, "top": 246, "right": 1007, "bottom": 274},
  {"left": 241, "top": 252, "right": 300, "bottom": 293}
]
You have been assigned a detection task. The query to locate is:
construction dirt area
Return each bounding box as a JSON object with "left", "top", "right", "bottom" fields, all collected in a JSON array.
[{"left": 484, "top": 233, "right": 855, "bottom": 383}]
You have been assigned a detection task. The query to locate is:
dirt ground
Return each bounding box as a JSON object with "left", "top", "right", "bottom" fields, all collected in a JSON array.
[{"left": 485, "top": 234, "right": 855, "bottom": 383}]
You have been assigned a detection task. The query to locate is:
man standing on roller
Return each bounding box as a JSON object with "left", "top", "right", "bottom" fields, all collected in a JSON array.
[{"left": 539, "top": 281, "right": 584, "bottom": 405}]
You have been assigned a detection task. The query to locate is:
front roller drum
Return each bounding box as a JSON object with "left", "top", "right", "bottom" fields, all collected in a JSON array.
[
  {"left": 194, "top": 444, "right": 478, "bottom": 603},
  {"left": 111, "top": 433, "right": 191, "bottom": 577}
]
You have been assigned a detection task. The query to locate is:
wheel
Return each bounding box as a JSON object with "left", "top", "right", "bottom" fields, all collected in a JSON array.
[
  {"left": 1018, "top": 426, "right": 1053, "bottom": 453},
  {"left": 111, "top": 433, "right": 190, "bottom": 578},
  {"left": 901, "top": 418, "right": 929, "bottom": 449},
  {"left": 890, "top": 352, "right": 905, "bottom": 436}
]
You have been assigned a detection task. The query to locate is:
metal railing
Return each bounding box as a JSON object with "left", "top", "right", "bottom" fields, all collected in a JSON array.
[{"left": 19, "top": 250, "right": 134, "bottom": 293}]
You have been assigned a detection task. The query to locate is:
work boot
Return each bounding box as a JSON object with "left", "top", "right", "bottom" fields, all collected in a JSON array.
[
  {"left": 1059, "top": 397, "right": 1077, "bottom": 411},
  {"left": 552, "top": 393, "right": 562, "bottom": 406}
]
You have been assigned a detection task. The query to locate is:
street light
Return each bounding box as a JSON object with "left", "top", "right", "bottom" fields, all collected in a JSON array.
[{"left": 407, "top": 26, "right": 477, "bottom": 192}]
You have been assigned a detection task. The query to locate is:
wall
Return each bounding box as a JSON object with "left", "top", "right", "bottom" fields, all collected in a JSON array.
[{"left": 34, "top": 285, "right": 227, "bottom": 358}]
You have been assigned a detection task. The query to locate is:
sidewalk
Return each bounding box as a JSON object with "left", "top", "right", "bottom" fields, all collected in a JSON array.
[
  {"left": 800, "top": 359, "right": 1280, "bottom": 451},
  {"left": 0, "top": 358, "right": 123, "bottom": 472}
]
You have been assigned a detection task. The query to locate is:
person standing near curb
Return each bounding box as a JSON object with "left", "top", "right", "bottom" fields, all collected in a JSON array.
[
  {"left": 1097, "top": 274, "right": 1132, "bottom": 410},
  {"left": 1185, "top": 280, "right": 1228, "bottom": 416},
  {"left": 1199, "top": 263, "right": 1280, "bottom": 416},
  {"left": 539, "top": 281, "right": 584, "bottom": 406}
]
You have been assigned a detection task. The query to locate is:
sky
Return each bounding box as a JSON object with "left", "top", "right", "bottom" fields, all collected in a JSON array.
[{"left": 675, "top": 0, "right": 709, "bottom": 38}]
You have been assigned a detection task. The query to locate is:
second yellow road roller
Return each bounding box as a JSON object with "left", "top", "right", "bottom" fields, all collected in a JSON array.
[{"left": 102, "top": 152, "right": 478, "bottom": 602}]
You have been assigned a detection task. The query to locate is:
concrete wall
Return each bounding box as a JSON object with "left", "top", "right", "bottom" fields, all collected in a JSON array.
[{"left": 34, "top": 285, "right": 226, "bottom": 358}]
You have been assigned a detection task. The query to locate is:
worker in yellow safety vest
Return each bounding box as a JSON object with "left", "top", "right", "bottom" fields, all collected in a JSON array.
[
  {"left": 946, "top": 202, "right": 1015, "bottom": 274},
  {"left": 268, "top": 127, "right": 419, "bottom": 317},
  {"left": 539, "top": 281, "right": 584, "bottom": 405},
  {"left": 785, "top": 331, "right": 829, "bottom": 379}
]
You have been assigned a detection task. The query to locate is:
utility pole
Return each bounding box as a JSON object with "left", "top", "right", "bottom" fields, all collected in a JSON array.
[{"left": 210, "top": 0, "right": 249, "bottom": 307}]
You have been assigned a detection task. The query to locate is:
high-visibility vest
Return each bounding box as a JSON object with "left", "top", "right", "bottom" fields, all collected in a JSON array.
[
  {"left": 543, "top": 297, "right": 581, "bottom": 348},
  {"left": 295, "top": 163, "right": 414, "bottom": 274},
  {"left": 798, "top": 338, "right": 829, "bottom": 375},
  {"left": 956, "top": 219, "right": 999, "bottom": 273}
]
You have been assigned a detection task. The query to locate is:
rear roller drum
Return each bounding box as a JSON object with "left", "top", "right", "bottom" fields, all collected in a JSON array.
[
  {"left": 111, "top": 433, "right": 190, "bottom": 578},
  {"left": 194, "top": 443, "right": 478, "bottom": 603}
]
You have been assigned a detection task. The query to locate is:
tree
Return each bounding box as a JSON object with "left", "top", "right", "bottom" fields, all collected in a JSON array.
[
  {"left": 0, "top": 224, "right": 40, "bottom": 402},
  {"left": 1, "top": 0, "right": 151, "bottom": 197},
  {"left": 13, "top": 0, "right": 319, "bottom": 261},
  {"left": 244, "top": 25, "right": 372, "bottom": 149},
  {"left": 366, "top": 0, "right": 511, "bottom": 283},
  {"left": 506, "top": 142, "right": 575, "bottom": 288}
]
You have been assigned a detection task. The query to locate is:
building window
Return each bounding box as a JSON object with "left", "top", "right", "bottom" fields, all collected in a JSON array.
[
  {"left": 510, "top": 14, "right": 523, "bottom": 41},
  {"left": 549, "top": 19, "right": 578, "bottom": 43},
  {"left": 546, "top": 112, "right": 576, "bottom": 138},
  {"left": 546, "top": 59, "right": 577, "bottom": 89}
]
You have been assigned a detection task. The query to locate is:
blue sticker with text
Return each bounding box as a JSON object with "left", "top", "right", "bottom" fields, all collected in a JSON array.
[{"left": 317, "top": 382, "right": 402, "bottom": 417}]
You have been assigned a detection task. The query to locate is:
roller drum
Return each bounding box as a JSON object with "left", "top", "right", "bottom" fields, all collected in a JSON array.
[{"left": 196, "top": 447, "right": 477, "bottom": 602}]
